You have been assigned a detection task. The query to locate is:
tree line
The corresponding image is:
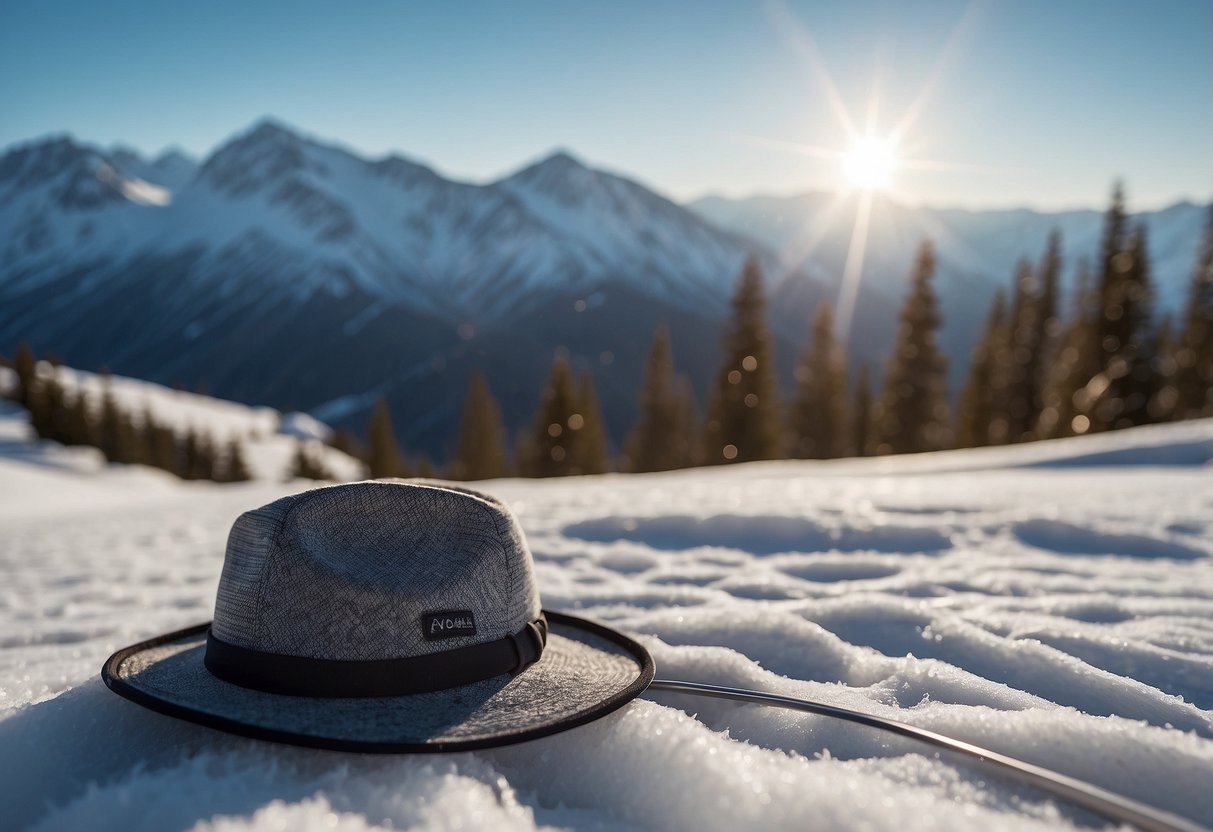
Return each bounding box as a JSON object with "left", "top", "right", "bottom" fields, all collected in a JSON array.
[
  {"left": 5, "top": 352, "right": 252, "bottom": 483},
  {"left": 7, "top": 184, "right": 1209, "bottom": 482},
  {"left": 371, "top": 184, "right": 1211, "bottom": 478}
]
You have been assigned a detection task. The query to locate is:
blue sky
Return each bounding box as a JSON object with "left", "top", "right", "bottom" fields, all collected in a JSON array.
[{"left": 2, "top": 0, "right": 1210, "bottom": 209}]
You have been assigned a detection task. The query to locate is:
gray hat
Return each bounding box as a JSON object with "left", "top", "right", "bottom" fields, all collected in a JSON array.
[{"left": 102, "top": 480, "right": 654, "bottom": 752}]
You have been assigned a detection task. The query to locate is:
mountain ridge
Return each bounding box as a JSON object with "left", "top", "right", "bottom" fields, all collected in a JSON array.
[{"left": 2, "top": 118, "right": 1207, "bottom": 460}]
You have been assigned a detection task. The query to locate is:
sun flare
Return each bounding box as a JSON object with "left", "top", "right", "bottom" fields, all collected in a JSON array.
[{"left": 843, "top": 137, "right": 897, "bottom": 191}]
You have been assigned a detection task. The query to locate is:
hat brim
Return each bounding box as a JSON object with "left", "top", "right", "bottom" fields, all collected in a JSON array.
[{"left": 102, "top": 611, "right": 654, "bottom": 753}]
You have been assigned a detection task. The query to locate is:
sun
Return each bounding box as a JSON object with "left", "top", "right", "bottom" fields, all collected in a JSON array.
[{"left": 843, "top": 137, "right": 897, "bottom": 191}]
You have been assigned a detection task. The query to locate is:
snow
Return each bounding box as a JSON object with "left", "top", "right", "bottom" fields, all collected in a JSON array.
[
  {"left": 24, "top": 366, "right": 364, "bottom": 483},
  {"left": 1, "top": 401, "right": 1211, "bottom": 831}
]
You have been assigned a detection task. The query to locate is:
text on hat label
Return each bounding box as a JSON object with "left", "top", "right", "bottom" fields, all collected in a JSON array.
[{"left": 422, "top": 610, "right": 478, "bottom": 641}]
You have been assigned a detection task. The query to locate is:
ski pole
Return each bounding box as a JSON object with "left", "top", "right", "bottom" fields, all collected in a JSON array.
[{"left": 648, "top": 679, "right": 1207, "bottom": 832}]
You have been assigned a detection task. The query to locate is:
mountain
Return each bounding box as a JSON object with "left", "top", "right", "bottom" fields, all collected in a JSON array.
[
  {"left": 691, "top": 191, "right": 1209, "bottom": 382},
  {"left": 2, "top": 119, "right": 1205, "bottom": 459},
  {"left": 0, "top": 120, "right": 802, "bottom": 457}
]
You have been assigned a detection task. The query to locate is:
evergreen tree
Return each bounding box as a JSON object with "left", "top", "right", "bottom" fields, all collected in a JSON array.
[
  {"left": 670, "top": 375, "right": 702, "bottom": 468},
  {"left": 1039, "top": 260, "right": 1100, "bottom": 437},
  {"left": 184, "top": 429, "right": 216, "bottom": 480},
  {"left": 223, "top": 438, "right": 253, "bottom": 482},
  {"left": 789, "top": 302, "right": 847, "bottom": 458},
  {"left": 13, "top": 342, "right": 35, "bottom": 407},
  {"left": 1032, "top": 230, "right": 1064, "bottom": 409},
  {"left": 624, "top": 325, "right": 681, "bottom": 473},
  {"left": 1091, "top": 222, "right": 1156, "bottom": 430},
  {"left": 144, "top": 410, "right": 179, "bottom": 474},
  {"left": 98, "top": 381, "right": 128, "bottom": 463},
  {"left": 288, "top": 440, "right": 332, "bottom": 481},
  {"left": 703, "top": 256, "right": 782, "bottom": 464},
  {"left": 449, "top": 370, "right": 507, "bottom": 481},
  {"left": 367, "top": 399, "right": 406, "bottom": 479},
  {"left": 27, "top": 373, "right": 54, "bottom": 440},
  {"left": 956, "top": 291, "right": 1007, "bottom": 448},
  {"left": 1174, "top": 204, "right": 1213, "bottom": 418},
  {"left": 530, "top": 353, "right": 580, "bottom": 478},
  {"left": 1146, "top": 316, "right": 1179, "bottom": 422},
  {"left": 875, "top": 241, "right": 951, "bottom": 454},
  {"left": 1003, "top": 259, "right": 1040, "bottom": 442},
  {"left": 63, "top": 389, "right": 94, "bottom": 447},
  {"left": 851, "top": 363, "right": 872, "bottom": 457},
  {"left": 571, "top": 369, "right": 609, "bottom": 474}
]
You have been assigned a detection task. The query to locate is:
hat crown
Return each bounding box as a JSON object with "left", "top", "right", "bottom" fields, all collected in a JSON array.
[{"left": 211, "top": 481, "right": 540, "bottom": 661}]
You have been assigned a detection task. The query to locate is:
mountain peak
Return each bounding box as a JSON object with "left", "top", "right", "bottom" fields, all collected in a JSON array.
[
  {"left": 538, "top": 148, "right": 585, "bottom": 169},
  {"left": 243, "top": 116, "right": 302, "bottom": 143},
  {"left": 199, "top": 118, "right": 311, "bottom": 197}
]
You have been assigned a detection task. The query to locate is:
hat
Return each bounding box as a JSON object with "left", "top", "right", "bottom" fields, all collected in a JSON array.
[{"left": 102, "top": 480, "right": 654, "bottom": 752}]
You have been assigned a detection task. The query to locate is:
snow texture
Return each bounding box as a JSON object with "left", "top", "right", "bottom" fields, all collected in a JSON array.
[{"left": 1, "top": 404, "right": 1212, "bottom": 831}]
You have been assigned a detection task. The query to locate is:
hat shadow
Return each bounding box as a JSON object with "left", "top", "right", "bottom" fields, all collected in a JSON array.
[{"left": 0, "top": 675, "right": 507, "bottom": 831}]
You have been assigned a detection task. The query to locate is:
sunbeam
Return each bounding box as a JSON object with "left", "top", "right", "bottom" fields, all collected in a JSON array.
[
  {"left": 889, "top": 0, "right": 984, "bottom": 145},
  {"left": 835, "top": 191, "right": 874, "bottom": 343},
  {"left": 768, "top": 0, "right": 858, "bottom": 142}
]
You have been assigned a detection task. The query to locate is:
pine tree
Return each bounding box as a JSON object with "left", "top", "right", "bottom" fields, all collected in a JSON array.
[
  {"left": 624, "top": 325, "right": 681, "bottom": 473},
  {"left": 13, "top": 342, "right": 35, "bottom": 407},
  {"left": 1173, "top": 204, "right": 1213, "bottom": 418},
  {"left": 789, "top": 302, "right": 847, "bottom": 458},
  {"left": 570, "top": 369, "right": 609, "bottom": 474},
  {"left": 530, "top": 353, "right": 580, "bottom": 478},
  {"left": 670, "top": 375, "right": 701, "bottom": 468},
  {"left": 27, "top": 372, "right": 53, "bottom": 440},
  {"left": 367, "top": 399, "right": 406, "bottom": 479},
  {"left": 63, "top": 388, "right": 94, "bottom": 446},
  {"left": 703, "top": 256, "right": 782, "bottom": 464},
  {"left": 850, "top": 363, "right": 872, "bottom": 457},
  {"left": 1146, "top": 316, "right": 1179, "bottom": 422},
  {"left": 1091, "top": 221, "right": 1156, "bottom": 430},
  {"left": 1033, "top": 261, "right": 1101, "bottom": 439},
  {"left": 1003, "top": 259, "right": 1040, "bottom": 442},
  {"left": 223, "top": 438, "right": 253, "bottom": 482},
  {"left": 956, "top": 291, "right": 1007, "bottom": 448},
  {"left": 1032, "top": 229, "right": 1064, "bottom": 417},
  {"left": 98, "top": 381, "right": 124, "bottom": 462},
  {"left": 875, "top": 241, "right": 950, "bottom": 454},
  {"left": 184, "top": 429, "right": 216, "bottom": 480},
  {"left": 449, "top": 370, "right": 507, "bottom": 481},
  {"left": 288, "top": 440, "right": 332, "bottom": 481}
]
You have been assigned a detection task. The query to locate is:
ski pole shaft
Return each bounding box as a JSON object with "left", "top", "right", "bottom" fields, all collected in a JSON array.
[{"left": 648, "top": 679, "right": 1206, "bottom": 832}]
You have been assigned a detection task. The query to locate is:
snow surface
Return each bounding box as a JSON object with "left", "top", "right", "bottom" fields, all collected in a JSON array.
[{"left": 2, "top": 405, "right": 1212, "bottom": 831}]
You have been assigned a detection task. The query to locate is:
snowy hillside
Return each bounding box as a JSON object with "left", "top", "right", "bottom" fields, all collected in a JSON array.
[
  {"left": 2, "top": 407, "right": 1211, "bottom": 830},
  {"left": 1, "top": 366, "right": 363, "bottom": 483}
]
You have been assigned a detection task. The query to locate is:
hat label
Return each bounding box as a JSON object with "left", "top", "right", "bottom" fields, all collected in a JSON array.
[{"left": 422, "top": 610, "right": 478, "bottom": 641}]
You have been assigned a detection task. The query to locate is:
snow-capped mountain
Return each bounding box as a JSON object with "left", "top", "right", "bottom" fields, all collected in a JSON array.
[
  {"left": 0, "top": 119, "right": 791, "bottom": 456},
  {"left": 2, "top": 120, "right": 764, "bottom": 321},
  {"left": 1, "top": 118, "right": 1206, "bottom": 458}
]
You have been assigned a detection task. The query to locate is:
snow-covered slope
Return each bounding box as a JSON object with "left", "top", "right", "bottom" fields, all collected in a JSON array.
[
  {"left": 0, "top": 366, "right": 364, "bottom": 483},
  {"left": 2, "top": 412, "right": 1211, "bottom": 831}
]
